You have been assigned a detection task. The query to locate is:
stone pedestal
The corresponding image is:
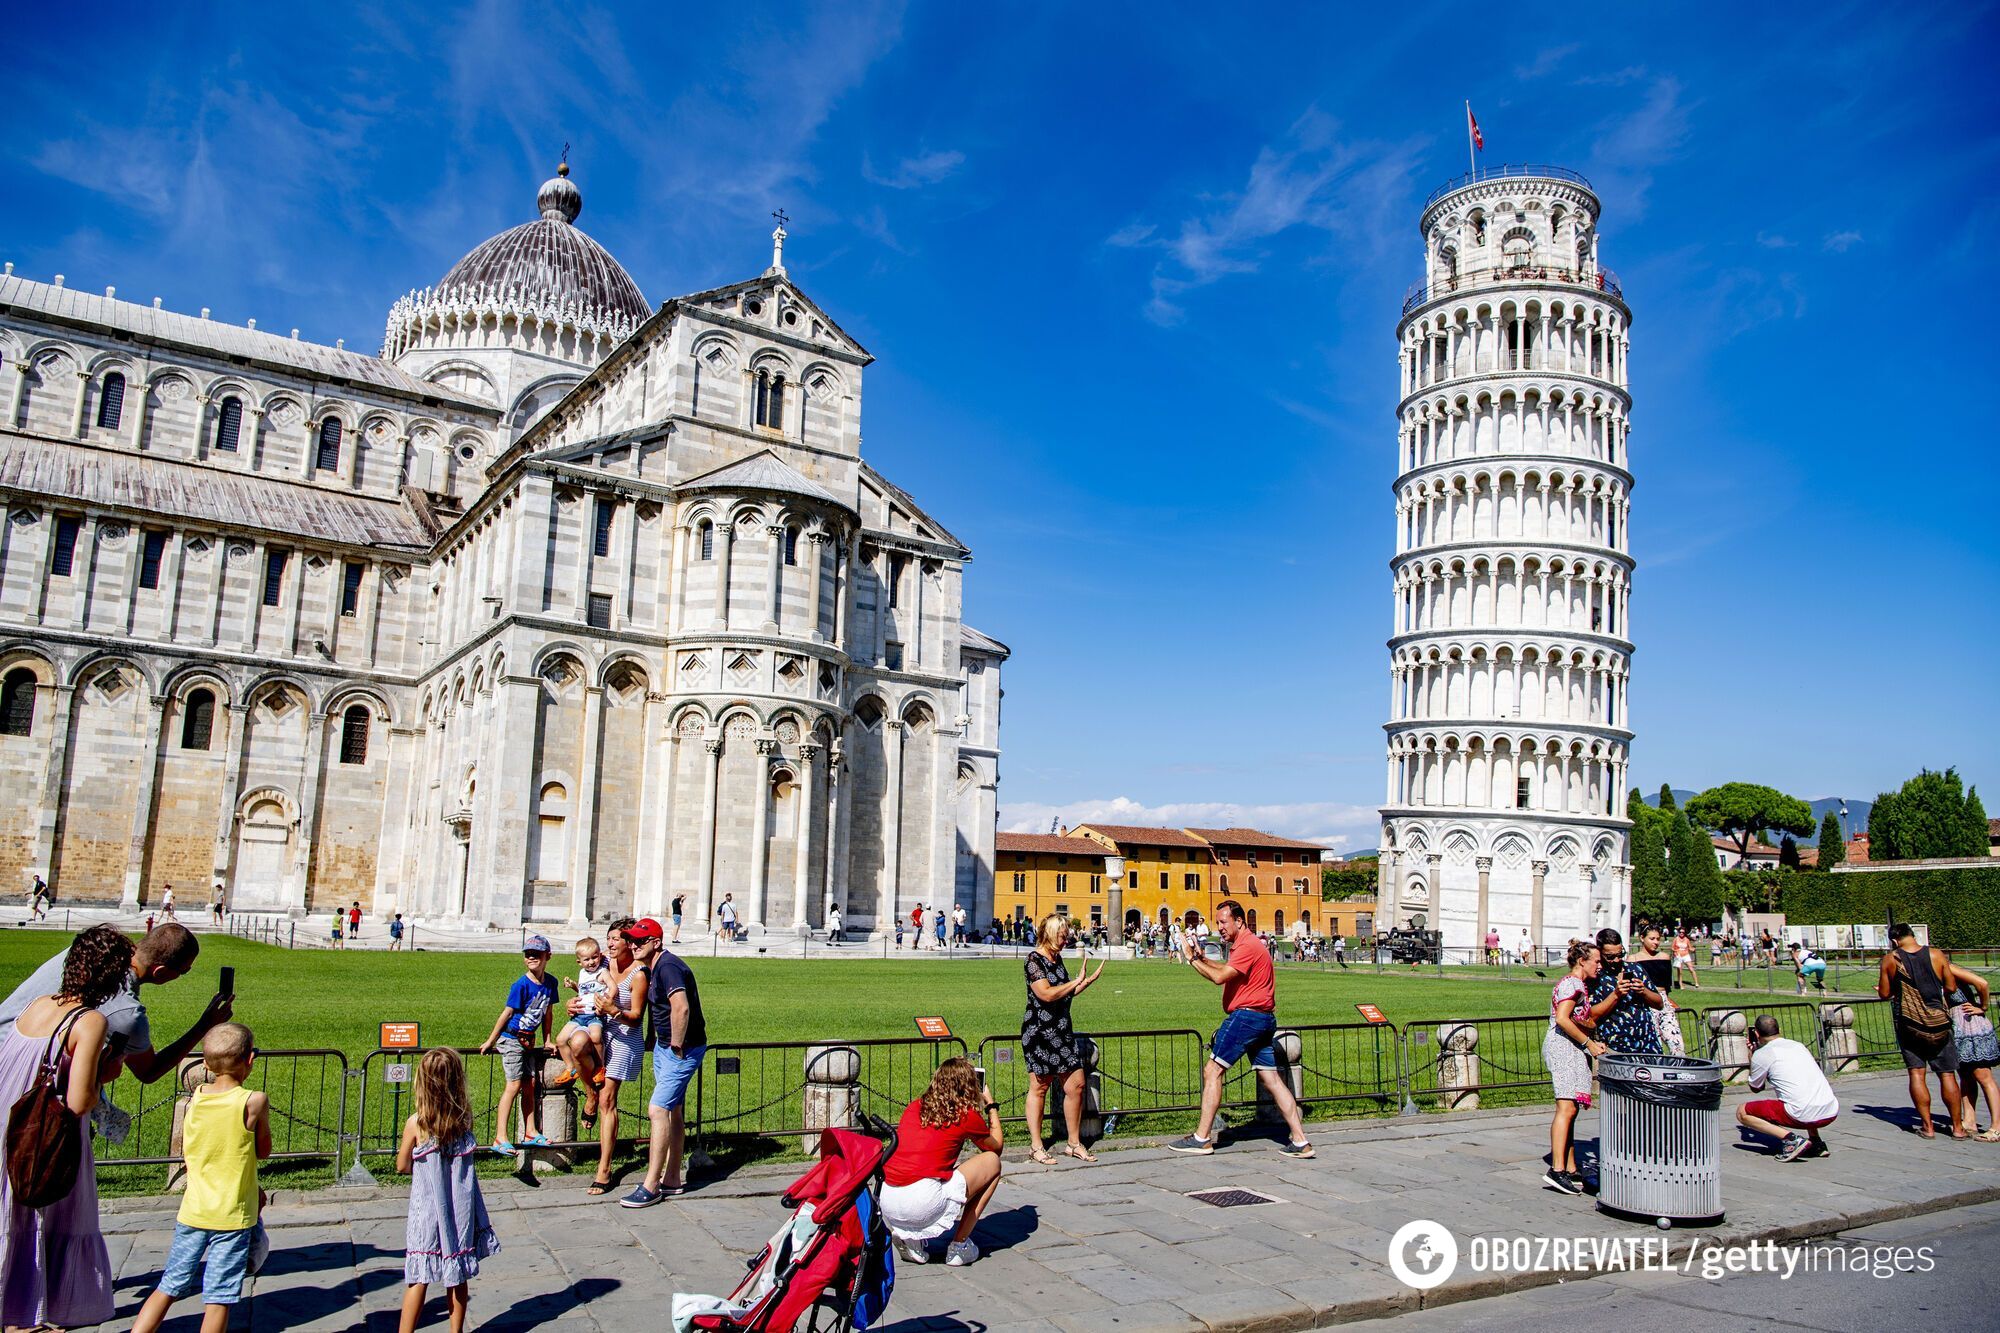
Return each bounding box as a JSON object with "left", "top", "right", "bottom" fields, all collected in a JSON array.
[
  {"left": 522, "top": 1079, "right": 577, "bottom": 1174},
  {"left": 1256, "top": 1030, "right": 1306, "bottom": 1124},
  {"left": 1435, "top": 1022, "right": 1480, "bottom": 1111},
  {"left": 802, "top": 1044, "right": 861, "bottom": 1151},
  {"left": 1708, "top": 1009, "right": 1749, "bottom": 1083},
  {"left": 1070, "top": 1037, "right": 1104, "bottom": 1142},
  {"left": 165, "top": 1055, "right": 214, "bottom": 1193},
  {"left": 1820, "top": 1004, "right": 1858, "bottom": 1076}
]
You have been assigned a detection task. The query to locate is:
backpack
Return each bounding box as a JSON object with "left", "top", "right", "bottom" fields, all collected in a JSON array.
[
  {"left": 1894, "top": 952, "right": 1954, "bottom": 1054},
  {"left": 6, "top": 1006, "right": 86, "bottom": 1209}
]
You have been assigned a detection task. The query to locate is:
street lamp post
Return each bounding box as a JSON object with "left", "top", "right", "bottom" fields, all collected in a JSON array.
[{"left": 1105, "top": 855, "right": 1126, "bottom": 947}]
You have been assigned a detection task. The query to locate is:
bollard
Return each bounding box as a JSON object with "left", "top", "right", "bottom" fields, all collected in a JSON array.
[
  {"left": 165, "top": 1055, "right": 214, "bottom": 1193},
  {"left": 1707, "top": 1008, "right": 1749, "bottom": 1083},
  {"left": 801, "top": 1044, "right": 861, "bottom": 1151},
  {"left": 1435, "top": 1023, "right": 1480, "bottom": 1111},
  {"left": 1820, "top": 1003, "right": 1859, "bottom": 1076},
  {"left": 1257, "top": 1030, "right": 1306, "bottom": 1124},
  {"left": 527, "top": 1072, "right": 577, "bottom": 1174},
  {"left": 1075, "top": 1036, "right": 1105, "bottom": 1142}
]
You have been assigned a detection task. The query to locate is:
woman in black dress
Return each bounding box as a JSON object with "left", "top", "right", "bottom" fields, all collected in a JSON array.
[{"left": 1022, "top": 913, "right": 1102, "bottom": 1163}]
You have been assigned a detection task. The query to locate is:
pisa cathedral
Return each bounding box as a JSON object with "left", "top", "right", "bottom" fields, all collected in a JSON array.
[
  {"left": 1379, "top": 166, "right": 1635, "bottom": 954},
  {"left": 0, "top": 165, "right": 1006, "bottom": 935}
]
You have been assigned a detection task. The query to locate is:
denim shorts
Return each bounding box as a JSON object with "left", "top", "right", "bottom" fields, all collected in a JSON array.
[
  {"left": 1210, "top": 1008, "right": 1278, "bottom": 1070},
  {"left": 651, "top": 1043, "right": 706, "bottom": 1110},
  {"left": 158, "top": 1221, "right": 256, "bottom": 1305}
]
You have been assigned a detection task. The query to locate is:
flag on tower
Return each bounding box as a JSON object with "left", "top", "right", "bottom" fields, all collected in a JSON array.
[{"left": 1467, "top": 103, "right": 1484, "bottom": 151}]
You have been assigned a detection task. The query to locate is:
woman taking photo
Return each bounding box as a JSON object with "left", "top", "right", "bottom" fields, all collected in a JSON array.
[
  {"left": 1542, "top": 939, "right": 1607, "bottom": 1196},
  {"left": 879, "top": 1058, "right": 1003, "bottom": 1267},
  {"left": 0, "top": 924, "right": 133, "bottom": 1330},
  {"left": 1020, "top": 913, "right": 1102, "bottom": 1165},
  {"left": 585, "top": 919, "right": 650, "bottom": 1197}
]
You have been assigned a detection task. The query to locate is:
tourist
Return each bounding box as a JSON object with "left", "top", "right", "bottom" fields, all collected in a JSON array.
[
  {"left": 1757, "top": 928, "right": 1777, "bottom": 966},
  {"left": 27, "top": 874, "right": 49, "bottom": 920},
  {"left": 670, "top": 894, "right": 685, "bottom": 944},
  {"left": 551, "top": 937, "right": 612, "bottom": 1126},
  {"left": 621, "top": 918, "right": 707, "bottom": 1207},
  {"left": 933, "top": 906, "right": 947, "bottom": 950},
  {"left": 349, "top": 902, "right": 363, "bottom": 940},
  {"left": 1021, "top": 913, "right": 1103, "bottom": 1165},
  {"left": 331, "top": 908, "right": 344, "bottom": 950},
  {"left": 718, "top": 893, "right": 740, "bottom": 943},
  {"left": 1787, "top": 941, "right": 1827, "bottom": 994},
  {"left": 1333, "top": 934, "right": 1346, "bottom": 965},
  {"left": 910, "top": 904, "right": 924, "bottom": 949},
  {"left": 826, "top": 905, "right": 843, "bottom": 945},
  {"left": 1542, "top": 939, "right": 1607, "bottom": 1195},
  {"left": 586, "top": 919, "right": 649, "bottom": 1196},
  {"left": 1738, "top": 1014, "right": 1839, "bottom": 1161},
  {"left": 0, "top": 924, "right": 130, "bottom": 1329},
  {"left": 880, "top": 1058, "right": 1003, "bottom": 1266},
  {"left": 1673, "top": 928, "right": 1702, "bottom": 988},
  {"left": 130, "top": 1022, "right": 272, "bottom": 1333},
  {"left": 1944, "top": 964, "right": 2000, "bottom": 1141},
  {"left": 395, "top": 1048, "right": 499, "bottom": 1332},
  {"left": 1877, "top": 924, "right": 1966, "bottom": 1138},
  {"left": 1517, "top": 928, "right": 1535, "bottom": 966},
  {"left": 952, "top": 903, "right": 968, "bottom": 947},
  {"left": 1167, "top": 899, "right": 1314, "bottom": 1158},
  {"left": 0, "top": 922, "right": 232, "bottom": 1086},
  {"left": 211, "top": 882, "right": 225, "bottom": 926},
  {"left": 1632, "top": 927, "right": 1684, "bottom": 1054},
  {"left": 476, "top": 934, "right": 558, "bottom": 1153},
  {"left": 895, "top": 915, "right": 905, "bottom": 948},
  {"left": 1585, "top": 929, "right": 1664, "bottom": 1054},
  {"left": 1484, "top": 926, "right": 1501, "bottom": 966},
  {"left": 390, "top": 913, "right": 406, "bottom": 951}
]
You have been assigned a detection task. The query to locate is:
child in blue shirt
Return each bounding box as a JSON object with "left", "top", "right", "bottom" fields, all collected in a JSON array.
[{"left": 477, "top": 934, "right": 558, "bottom": 1153}]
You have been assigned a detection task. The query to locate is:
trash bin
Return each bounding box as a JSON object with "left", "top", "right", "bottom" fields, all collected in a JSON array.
[{"left": 1595, "top": 1052, "right": 1723, "bottom": 1228}]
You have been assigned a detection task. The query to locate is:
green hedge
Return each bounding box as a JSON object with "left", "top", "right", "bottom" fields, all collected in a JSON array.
[{"left": 1780, "top": 867, "right": 2000, "bottom": 947}]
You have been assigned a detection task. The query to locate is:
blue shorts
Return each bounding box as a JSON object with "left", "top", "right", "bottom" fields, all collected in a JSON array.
[
  {"left": 651, "top": 1043, "right": 706, "bottom": 1110},
  {"left": 1801, "top": 961, "right": 1827, "bottom": 978},
  {"left": 158, "top": 1221, "right": 256, "bottom": 1305},
  {"left": 1210, "top": 1009, "right": 1278, "bottom": 1070}
]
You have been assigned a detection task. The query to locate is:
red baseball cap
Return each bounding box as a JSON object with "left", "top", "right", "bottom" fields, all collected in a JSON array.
[{"left": 625, "top": 918, "right": 664, "bottom": 942}]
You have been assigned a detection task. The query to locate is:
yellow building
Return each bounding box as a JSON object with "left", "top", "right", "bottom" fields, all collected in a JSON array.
[{"left": 994, "top": 833, "right": 1115, "bottom": 929}]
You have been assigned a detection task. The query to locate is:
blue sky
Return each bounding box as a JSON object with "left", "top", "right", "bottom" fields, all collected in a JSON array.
[{"left": 9, "top": 3, "right": 1998, "bottom": 849}]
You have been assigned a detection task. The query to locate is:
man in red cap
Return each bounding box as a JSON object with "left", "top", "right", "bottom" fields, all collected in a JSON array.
[{"left": 619, "top": 917, "right": 709, "bottom": 1207}]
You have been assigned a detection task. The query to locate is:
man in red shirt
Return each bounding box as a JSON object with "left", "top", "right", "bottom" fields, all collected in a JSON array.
[{"left": 1168, "top": 899, "right": 1314, "bottom": 1158}]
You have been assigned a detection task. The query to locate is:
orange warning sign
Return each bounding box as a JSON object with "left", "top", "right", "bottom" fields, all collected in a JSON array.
[
  {"left": 379, "top": 1022, "right": 422, "bottom": 1050},
  {"left": 1354, "top": 1004, "right": 1388, "bottom": 1026},
  {"left": 914, "top": 1016, "right": 953, "bottom": 1040}
]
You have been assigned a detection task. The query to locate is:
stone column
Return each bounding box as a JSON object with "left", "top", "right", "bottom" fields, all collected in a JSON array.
[
  {"left": 1474, "top": 855, "right": 1492, "bottom": 958},
  {"left": 693, "top": 738, "right": 723, "bottom": 926},
  {"left": 801, "top": 1044, "right": 860, "bottom": 1151},
  {"left": 1820, "top": 1004, "right": 1858, "bottom": 1076},
  {"left": 1436, "top": 1022, "right": 1480, "bottom": 1111},
  {"left": 806, "top": 532, "right": 828, "bottom": 641},
  {"left": 119, "top": 694, "right": 171, "bottom": 908},
  {"left": 1707, "top": 1009, "right": 1750, "bottom": 1083},
  {"left": 70, "top": 370, "right": 90, "bottom": 438},
  {"left": 793, "top": 743, "right": 820, "bottom": 931},
  {"left": 7, "top": 363, "right": 27, "bottom": 429},
  {"left": 1530, "top": 859, "right": 1548, "bottom": 958},
  {"left": 763, "top": 524, "right": 784, "bottom": 630},
  {"left": 566, "top": 685, "right": 605, "bottom": 927},
  {"left": 747, "top": 739, "right": 776, "bottom": 926},
  {"left": 210, "top": 704, "right": 251, "bottom": 888},
  {"left": 832, "top": 543, "right": 851, "bottom": 645},
  {"left": 711, "top": 522, "right": 735, "bottom": 628},
  {"left": 288, "top": 711, "right": 329, "bottom": 916},
  {"left": 823, "top": 741, "right": 848, "bottom": 921},
  {"left": 882, "top": 720, "right": 905, "bottom": 924},
  {"left": 32, "top": 683, "right": 76, "bottom": 886},
  {"left": 134, "top": 385, "right": 157, "bottom": 452},
  {"left": 1256, "top": 1030, "right": 1306, "bottom": 1124}
]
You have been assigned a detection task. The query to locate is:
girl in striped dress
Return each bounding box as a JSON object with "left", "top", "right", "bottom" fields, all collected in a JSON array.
[{"left": 398, "top": 1048, "right": 500, "bottom": 1332}]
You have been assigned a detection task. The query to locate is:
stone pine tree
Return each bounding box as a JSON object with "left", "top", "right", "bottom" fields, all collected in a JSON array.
[
  {"left": 1686, "top": 783, "right": 1816, "bottom": 869},
  {"left": 1666, "top": 810, "right": 1726, "bottom": 926},
  {"left": 1869, "top": 768, "right": 1987, "bottom": 859},
  {"left": 1817, "top": 810, "right": 1846, "bottom": 871},
  {"left": 1628, "top": 788, "right": 1670, "bottom": 926}
]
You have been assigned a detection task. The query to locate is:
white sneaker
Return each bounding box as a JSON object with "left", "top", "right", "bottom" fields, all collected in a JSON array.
[
  {"left": 894, "top": 1236, "right": 929, "bottom": 1264},
  {"left": 945, "top": 1238, "right": 980, "bottom": 1267}
]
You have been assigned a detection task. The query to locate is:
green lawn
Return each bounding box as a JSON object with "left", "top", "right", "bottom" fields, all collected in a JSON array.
[{"left": 0, "top": 931, "right": 1860, "bottom": 1194}]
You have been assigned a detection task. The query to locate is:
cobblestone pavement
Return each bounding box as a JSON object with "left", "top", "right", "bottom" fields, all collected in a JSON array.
[{"left": 74, "top": 1070, "right": 2000, "bottom": 1331}]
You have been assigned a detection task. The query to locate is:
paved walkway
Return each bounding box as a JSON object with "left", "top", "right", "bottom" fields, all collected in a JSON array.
[{"left": 79, "top": 1070, "right": 2000, "bottom": 1331}]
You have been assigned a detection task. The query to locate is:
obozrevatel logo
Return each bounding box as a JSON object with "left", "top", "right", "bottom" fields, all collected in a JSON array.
[{"left": 1387, "top": 1219, "right": 1459, "bottom": 1290}]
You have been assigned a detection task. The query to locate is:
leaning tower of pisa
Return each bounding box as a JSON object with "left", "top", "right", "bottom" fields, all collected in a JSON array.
[{"left": 1379, "top": 165, "right": 1635, "bottom": 959}]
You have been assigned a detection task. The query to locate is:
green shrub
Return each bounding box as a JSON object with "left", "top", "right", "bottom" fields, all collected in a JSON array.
[{"left": 1780, "top": 867, "right": 2000, "bottom": 947}]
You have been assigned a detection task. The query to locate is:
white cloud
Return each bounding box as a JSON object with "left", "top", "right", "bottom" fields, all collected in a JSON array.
[
  {"left": 1114, "top": 108, "right": 1418, "bottom": 324},
  {"left": 1586, "top": 76, "right": 1693, "bottom": 221},
  {"left": 862, "top": 148, "right": 965, "bottom": 189},
  {"left": 998, "top": 795, "right": 1381, "bottom": 853},
  {"left": 1822, "top": 229, "right": 1862, "bottom": 253},
  {"left": 1515, "top": 44, "right": 1579, "bottom": 81},
  {"left": 1755, "top": 231, "right": 1795, "bottom": 249}
]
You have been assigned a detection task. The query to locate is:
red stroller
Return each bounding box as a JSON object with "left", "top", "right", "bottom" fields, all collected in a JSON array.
[{"left": 674, "top": 1123, "right": 898, "bottom": 1333}]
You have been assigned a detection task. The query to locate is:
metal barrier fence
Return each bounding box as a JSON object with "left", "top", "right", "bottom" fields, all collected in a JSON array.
[
  {"left": 1277, "top": 1022, "right": 1404, "bottom": 1117},
  {"left": 688, "top": 1036, "right": 968, "bottom": 1151},
  {"left": 91, "top": 1050, "right": 350, "bottom": 1191}
]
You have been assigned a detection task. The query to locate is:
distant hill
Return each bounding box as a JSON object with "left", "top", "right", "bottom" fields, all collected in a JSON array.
[{"left": 1642, "top": 790, "right": 1871, "bottom": 845}]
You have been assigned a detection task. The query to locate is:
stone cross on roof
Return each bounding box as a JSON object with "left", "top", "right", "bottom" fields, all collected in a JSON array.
[{"left": 769, "top": 208, "right": 789, "bottom": 276}]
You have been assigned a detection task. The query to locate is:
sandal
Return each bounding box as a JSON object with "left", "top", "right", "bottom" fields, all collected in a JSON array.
[
  {"left": 1028, "top": 1147, "right": 1057, "bottom": 1165},
  {"left": 1060, "top": 1144, "right": 1097, "bottom": 1163},
  {"left": 586, "top": 1177, "right": 614, "bottom": 1196}
]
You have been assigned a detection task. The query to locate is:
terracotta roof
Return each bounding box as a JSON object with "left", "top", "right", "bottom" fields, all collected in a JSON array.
[
  {"left": 1990, "top": 818, "right": 2000, "bottom": 838},
  {"left": 1071, "top": 824, "right": 1211, "bottom": 849},
  {"left": 996, "top": 834, "right": 1110, "bottom": 857},
  {"left": 1186, "top": 827, "right": 1330, "bottom": 853},
  {"left": 1711, "top": 834, "right": 1779, "bottom": 856}
]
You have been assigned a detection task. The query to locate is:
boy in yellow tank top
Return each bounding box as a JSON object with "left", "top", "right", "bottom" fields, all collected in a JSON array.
[{"left": 133, "top": 1022, "right": 272, "bottom": 1333}]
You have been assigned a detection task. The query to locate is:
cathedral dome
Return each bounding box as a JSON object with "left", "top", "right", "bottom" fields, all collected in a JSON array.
[{"left": 435, "top": 165, "right": 649, "bottom": 326}]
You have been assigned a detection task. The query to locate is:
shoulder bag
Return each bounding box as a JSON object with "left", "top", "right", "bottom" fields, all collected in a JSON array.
[{"left": 7, "top": 1005, "right": 87, "bottom": 1208}]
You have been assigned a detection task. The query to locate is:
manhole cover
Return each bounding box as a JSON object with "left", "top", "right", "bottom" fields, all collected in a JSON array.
[{"left": 1187, "top": 1188, "right": 1281, "bottom": 1208}]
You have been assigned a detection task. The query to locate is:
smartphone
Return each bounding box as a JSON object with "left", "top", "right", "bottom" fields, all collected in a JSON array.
[{"left": 219, "top": 966, "right": 235, "bottom": 998}]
